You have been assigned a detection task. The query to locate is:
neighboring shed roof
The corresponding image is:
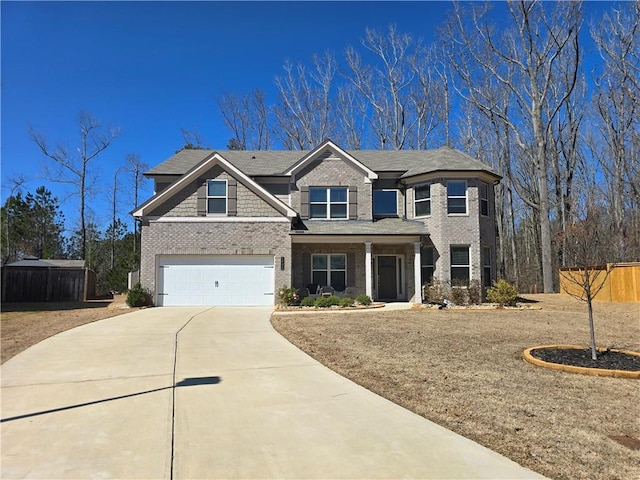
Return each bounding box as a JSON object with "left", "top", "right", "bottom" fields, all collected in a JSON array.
[
  {"left": 6, "top": 259, "right": 86, "bottom": 268},
  {"left": 291, "top": 218, "right": 428, "bottom": 236},
  {"left": 145, "top": 146, "right": 501, "bottom": 179}
]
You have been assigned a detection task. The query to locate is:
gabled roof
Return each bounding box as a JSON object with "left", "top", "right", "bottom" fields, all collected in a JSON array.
[
  {"left": 133, "top": 152, "right": 297, "bottom": 218},
  {"left": 144, "top": 144, "right": 500, "bottom": 180},
  {"left": 284, "top": 139, "right": 378, "bottom": 181}
]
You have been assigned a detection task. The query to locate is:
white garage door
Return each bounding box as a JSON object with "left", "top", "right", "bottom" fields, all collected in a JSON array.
[{"left": 157, "top": 255, "right": 274, "bottom": 306}]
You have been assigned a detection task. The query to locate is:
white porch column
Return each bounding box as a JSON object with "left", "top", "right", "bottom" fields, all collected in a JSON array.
[
  {"left": 365, "top": 241, "right": 373, "bottom": 299},
  {"left": 413, "top": 242, "right": 422, "bottom": 304}
]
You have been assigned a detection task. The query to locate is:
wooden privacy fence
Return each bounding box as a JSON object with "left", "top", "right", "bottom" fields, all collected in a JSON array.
[
  {"left": 1, "top": 266, "right": 96, "bottom": 302},
  {"left": 559, "top": 262, "right": 640, "bottom": 303}
]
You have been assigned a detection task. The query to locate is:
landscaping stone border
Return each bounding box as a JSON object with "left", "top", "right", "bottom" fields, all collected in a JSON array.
[{"left": 523, "top": 344, "right": 640, "bottom": 379}]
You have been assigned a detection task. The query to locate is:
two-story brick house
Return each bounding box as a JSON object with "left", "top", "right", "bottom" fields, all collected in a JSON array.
[{"left": 133, "top": 140, "right": 501, "bottom": 306}]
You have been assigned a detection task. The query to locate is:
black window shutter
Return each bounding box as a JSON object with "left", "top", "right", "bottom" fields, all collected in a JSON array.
[
  {"left": 349, "top": 186, "right": 358, "bottom": 219},
  {"left": 301, "top": 186, "right": 309, "bottom": 220},
  {"left": 227, "top": 178, "right": 237, "bottom": 216},
  {"left": 197, "top": 180, "right": 207, "bottom": 216}
]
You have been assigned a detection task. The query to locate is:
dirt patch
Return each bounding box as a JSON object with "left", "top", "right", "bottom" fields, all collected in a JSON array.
[
  {"left": 1, "top": 295, "right": 135, "bottom": 364},
  {"left": 271, "top": 294, "right": 640, "bottom": 480}
]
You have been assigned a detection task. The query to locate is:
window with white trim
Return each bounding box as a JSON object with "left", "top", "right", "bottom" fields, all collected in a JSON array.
[
  {"left": 450, "top": 245, "right": 470, "bottom": 285},
  {"left": 373, "top": 190, "right": 398, "bottom": 216},
  {"left": 447, "top": 181, "right": 467, "bottom": 215},
  {"left": 207, "top": 180, "right": 227, "bottom": 214},
  {"left": 482, "top": 246, "right": 492, "bottom": 287},
  {"left": 414, "top": 183, "right": 431, "bottom": 217},
  {"left": 480, "top": 183, "right": 489, "bottom": 217},
  {"left": 310, "top": 187, "right": 348, "bottom": 219},
  {"left": 421, "top": 246, "right": 434, "bottom": 285},
  {"left": 312, "top": 254, "right": 346, "bottom": 290}
]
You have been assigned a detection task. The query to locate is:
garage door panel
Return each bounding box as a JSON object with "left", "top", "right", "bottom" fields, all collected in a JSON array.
[{"left": 158, "top": 256, "right": 274, "bottom": 307}]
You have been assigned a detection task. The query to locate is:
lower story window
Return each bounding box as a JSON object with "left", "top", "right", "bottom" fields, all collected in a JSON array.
[
  {"left": 450, "top": 246, "right": 470, "bottom": 285},
  {"left": 312, "top": 254, "right": 346, "bottom": 291},
  {"left": 421, "top": 246, "right": 434, "bottom": 285},
  {"left": 482, "top": 246, "right": 492, "bottom": 287}
]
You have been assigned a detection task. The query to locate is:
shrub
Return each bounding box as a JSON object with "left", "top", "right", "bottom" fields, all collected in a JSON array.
[
  {"left": 126, "top": 282, "right": 151, "bottom": 307},
  {"left": 450, "top": 281, "right": 469, "bottom": 305},
  {"left": 315, "top": 295, "right": 343, "bottom": 307},
  {"left": 339, "top": 297, "right": 355, "bottom": 307},
  {"left": 467, "top": 279, "right": 483, "bottom": 305},
  {"left": 486, "top": 279, "right": 518, "bottom": 306},
  {"left": 424, "top": 280, "right": 450, "bottom": 304},
  {"left": 356, "top": 294, "right": 372, "bottom": 306},
  {"left": 277, "top": 286, "right": 300, "bottom": 306},
  {"left": 301, "top": 296, "right": 316, "bottom": 307}
]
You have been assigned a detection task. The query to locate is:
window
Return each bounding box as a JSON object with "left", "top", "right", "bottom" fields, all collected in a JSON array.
[
  {"left": 447, "top": 181, "right": 467, "bottom": 214},
  {"left": 480, "top": 183, "right": 489, "bottom": 216},
  {"left": 421, "top": 246, "right": 434, "bottom": 285},
  {"left": 414, "top": 183, "right": 431, "bottom": 217},
  {"left": 373, "top": 190, "right": 398, "bottom": 216},
  {"left": 450, "top": 246, "right": 470, "bottom": 285},
  {"left": 310, "top": 187, "right": 347, "bottom": 219},
  {"left": 482, "top": 247, "right": 492, "bottom": 287},
  {"left": 312, "top": 254, "right": 346, "bottom": 290},
  {"left": 207, "top": 180, "right": 227, "bottom": 214}
]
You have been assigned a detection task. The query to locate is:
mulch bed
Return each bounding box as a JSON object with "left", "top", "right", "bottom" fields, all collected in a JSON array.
[{"left": 530, "top": 347, "right": 640, "bottom": 371}]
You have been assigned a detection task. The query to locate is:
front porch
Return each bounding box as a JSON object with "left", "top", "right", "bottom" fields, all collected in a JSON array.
[{"left": 291, "top": 237, "right": 425, "bottom": 303}]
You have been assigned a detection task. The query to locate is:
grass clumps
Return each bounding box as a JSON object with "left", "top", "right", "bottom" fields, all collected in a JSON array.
[{"left": 126, "top": 282, "right": 151, "bottom": 307}]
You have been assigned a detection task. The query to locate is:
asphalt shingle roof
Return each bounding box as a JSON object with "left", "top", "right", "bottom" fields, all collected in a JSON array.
[
  {"left": 145, "top": 147, "right": 500, "bottom": 179},
  {"left": 292, "top": 218, "right": 428, "bottom": 236}
]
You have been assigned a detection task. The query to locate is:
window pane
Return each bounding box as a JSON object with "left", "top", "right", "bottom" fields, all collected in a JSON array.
[
  {"left": 331, "top": 271, "right": 346, "bottom": 290},
  {"left": 312, "top": 255, "right": 327, "bottom": 269},
  {"left": 421, "top": 267, "right": 434, "bottom": 285},
  {"left": 330, "top": 187, "right": 347, "bottom": 202},
  {"left": 481, "top": 184, "right": 488, "bottom": 199},
  {"left": 448, "top": 198, "right": 466, "bottom": 214},
  {"left": 309, "top": 188, "right": 327, "bottom": 202},
  {"left": 330, "top": 255, "right": 345, "bottom": 270},
  {"left": 373, "top": 190, "right": 397, "bottom": 215},
  {"left": 207, "top": 198, "right": 226, "bottom": 213},
  {"left": 450, "top": 247, "right": 469, "bottom": 266},
  {"left": 208, "top": 180, "right": 226, "bottom": 197},
  {"left": 483, "top": 267, "right": 492, "bottom": 287},
  {"left": 310, "top": 204, "right": 327, "bottom": 218},
  {"left": 451, "top": 267, "right": 470, "bottom": 284},
  {"left": 482, "top": 247, "right": 491, "bottom": 266},
  {"left": 312, "top": 271, "right": 328, "bottom": 286},
  {"left": 415, "top": 200, "right": 431, "bottom": 216},
  {"left": 421, "top": 246, "right": 434, "bottom": 266},
  {"left": 330, "top": 204, "right": 347, "bottom": 218},
  {"left": 415, "top": 184, "right": 430, "bottom": 200},
  {"left": 481, "top": 199, "right": 489, "bottom": 216},
  {"left": 447, "top": 181, "right": 466, "bottom": 197}
]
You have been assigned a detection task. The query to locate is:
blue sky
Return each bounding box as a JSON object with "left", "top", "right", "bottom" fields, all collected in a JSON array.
[{"left": 0, "top": 1, "right": 611, "bottom": 233}]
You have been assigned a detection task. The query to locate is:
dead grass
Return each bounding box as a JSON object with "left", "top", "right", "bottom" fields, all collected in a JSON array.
[
  {"left": 271, "top": 294, "right": 640, "bottom": 480},
  {"left": 1, "top": 295, "right": 132, "bottom": 364}
]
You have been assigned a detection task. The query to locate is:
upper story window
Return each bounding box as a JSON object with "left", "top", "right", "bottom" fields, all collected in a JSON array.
[
  {"left": 373, "top": 190, "right": 398, "bottom": 216},
  {"left": 414, "top": 183, "right": 431, "bottom": 217},
  {"left": 310, "top": 187, "right": 347, "bottom": 219},
  {"left": 447, "top": 181, "right": 467, "bottom": 215},
  {"left": 207, "top": 180, "right": 227, "bottom": 214},
  {"left": 480, "top": 183, "right": 489, "bottom": 216}
]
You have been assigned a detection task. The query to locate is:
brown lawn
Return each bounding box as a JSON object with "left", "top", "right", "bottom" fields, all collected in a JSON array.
[
  {"left": 271, "top": 294, "right": 640, "bottom": 480},
  {"left": 1, "top": 295, "right": 131, "bottom": 364}
]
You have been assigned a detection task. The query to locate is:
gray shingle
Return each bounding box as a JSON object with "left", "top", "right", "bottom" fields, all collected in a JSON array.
[
  {"left": 292, "top": 218, "right": 428, "bottom": 236},
  {"left": 145, "top": 146, "right": 500, "bottom": 179}
]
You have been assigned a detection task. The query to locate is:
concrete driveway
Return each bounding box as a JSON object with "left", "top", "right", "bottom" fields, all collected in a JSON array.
[{"left": 1, "top": 307, "right": 545, "bottom": 479}]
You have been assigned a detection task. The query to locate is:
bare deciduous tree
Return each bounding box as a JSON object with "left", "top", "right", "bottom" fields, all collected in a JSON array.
[
  {"left": 444, "top": 0, "right": 582, "bottom": 292},
  {"left": 30, "top": 112, "right": 120, "bottom": 260},
  {"left": 125, "top": 153, "right": 148, "bottom": 260}
]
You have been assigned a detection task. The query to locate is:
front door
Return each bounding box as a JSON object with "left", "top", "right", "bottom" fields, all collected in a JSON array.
[{"left": 377, "top": 256, "right": 398, "bottom": 300}]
